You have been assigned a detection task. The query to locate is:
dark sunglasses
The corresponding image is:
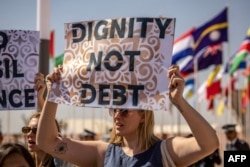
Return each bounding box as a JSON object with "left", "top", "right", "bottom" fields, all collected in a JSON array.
[
  {"left": 22, "top": 127, "right": 37, "bottom": 134},
  {"left": 109, "top": 109, "right": 129, "bottom": 117}
]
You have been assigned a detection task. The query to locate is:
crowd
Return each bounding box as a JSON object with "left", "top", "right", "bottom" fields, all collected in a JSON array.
[{"left": 0, "top": 65, "right": 248, "bottom": 167}]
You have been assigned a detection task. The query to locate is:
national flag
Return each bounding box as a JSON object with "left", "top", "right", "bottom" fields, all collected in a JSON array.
[
  {"left": 205, "top": 65, "right": 222, "bottom": 110},
  {"left": 184, "top": 76, "right": 195, "bottom": 99},
  {"left": 207, "top": 99, "right": 214, "bottom": 110},
  {"left": 229, "top": 28, "right": 250, "bottom": 75},
  {"left": 198, "top": 64, "right": 223, "bottom": 100},
  {"left": 55, "top": 53, "right": 64, "bottom": 67},
  {"left": 185, "top": 77, "right": 195, "bottom": 86},
  {"left": 242, "top": 66, "right": 250, "bottom": 77},
  {"left": 206, "top": 65, "right": 221, "bottom": 86},
  {"left": 217, "top": 99, "right": 225, "bottom": 116},
  {"left": 181, "top": 43, "right": 223, "bottom": 76},
  {"left": 192, "top": 7, "right": 228, "bottom": 55},
  {"left": 242, "top": 67, "right": 250, "bottom": 100},
  {"left": 49, "top": 30, "right": 55, "bottom": 58},
  {"left": 172, "top": 28, "right": 195, "bottom": 64},
  {"left": 184, "top": 86, "right": 194, "bottom": 99},
  {"left": 241, "top": 88, "right": 248, "bottom": 113},
  {"left": 198, "top": 81, "right": 207, "bottom": 103},
  {"left": 206, "top": 79, "right": 221, "bottom": 100}
]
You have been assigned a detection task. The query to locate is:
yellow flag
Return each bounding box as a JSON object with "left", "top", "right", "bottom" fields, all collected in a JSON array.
[
  {"left": 217, "top": 99, "right": 225, "bottom": 116},
  {"left": 206, "top": 65, "right": 221, "bottom": 86}
]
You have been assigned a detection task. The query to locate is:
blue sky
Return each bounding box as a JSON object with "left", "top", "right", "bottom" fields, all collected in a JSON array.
[
  {"left": 1, "top": 0, "right": 250, "bottom": 56},
  {"left": 0, "top": 0, "right": 250, "bottom": 134}
]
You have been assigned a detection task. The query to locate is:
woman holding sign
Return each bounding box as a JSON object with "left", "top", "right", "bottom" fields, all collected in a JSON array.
[{"left": 37, "top": 65, "right": 219, "bottom": 167}]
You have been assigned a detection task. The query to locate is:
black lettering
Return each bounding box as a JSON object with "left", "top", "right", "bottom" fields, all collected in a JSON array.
[
  {"left": 81, "top": 84, "right": 96, "bottom": 103},
  {"left": 13, "top": 60, "right": 24, "bottom": 77},
  {"left": 72, "top": 23, "right": 86, "bottom": 43},
  {"left": 24, "top": 89, "right": 35, "bottom": 107},
  {"left": 87, "top": 52, "right": 103, "bottom": 71},
  {"left": 99, "top": 84, "right": 109, "bottom": 105},
  {"left": 128, "top": 85, "right": 144, "bottom": 106},
  {"left": 136, "top": 18, "right": 154, "bottom": 38},
  {"left": 88, "top": 22, "right": 93, "bottom": 41},
  {"left": 0, "top": 31, "right": 8, "bottom": 51},
  {"left": 104, "top": 51, "right": 123, "bottom": 71},
  {"left": 128, "top": 18, "right": 134, "bottom": 38},
  {"left": 155, "top": 18, "right": 172, "bottom": 38},
  {"left": 0, "top": 90, "right": 7, "bottom": 108},
  {"left": 95, "top": 20, "right": 108, "bottom": 40},
  {"left": 113, "top": 85, "right": 126, "bottom": 105},
  {"left": 4, "top": 59, "right": 10, "bottom": 78},
  {"left": 125, "top": 51, "right": 140, "bottom": 71},
  {"left": 110, "top": 18, "right": 126, "bottom": 38},
  {"left": 9, "top": 89, "right": 22, "bottom": 108}
]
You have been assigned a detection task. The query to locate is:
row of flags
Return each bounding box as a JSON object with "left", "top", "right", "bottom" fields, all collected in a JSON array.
[
  {"left": 172, "top": 6, "right": 250, "bottom": 115},
  {"left": 48, "top": 7, "right": 250, "bottom": 115},
  {"left": 172, "top": 7, "right": 228, "bottom": 76}
]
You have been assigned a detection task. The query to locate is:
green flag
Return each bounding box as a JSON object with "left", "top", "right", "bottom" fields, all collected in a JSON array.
[
  {"left": 55, "top": 53, "right": 64, "bottom": 67},
  {"left": 229, "top": 28, "right": 250, "bottom": 75}
]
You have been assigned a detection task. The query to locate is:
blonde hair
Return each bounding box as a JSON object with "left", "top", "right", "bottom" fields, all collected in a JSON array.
[{"left": 109, "top": 110, "right": 159, "bottom": 150}]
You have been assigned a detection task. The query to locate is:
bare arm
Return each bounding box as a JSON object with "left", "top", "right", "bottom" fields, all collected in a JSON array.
[
  {"left": 36, "top": 66, "right": 108, "bottom": 166},
  {"left": 166, "top": 65, "right": 219, "bottom": 167},
  {"left": 34, "top": 73, "right": 46, "bottom": 111}
]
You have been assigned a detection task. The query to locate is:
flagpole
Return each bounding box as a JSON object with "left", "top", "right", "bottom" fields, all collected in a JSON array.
[
  {"left": 37, "top": 0, "right": 50, "bottom": 76},
  {"left": 224, "top": 5, "right": 234, "bottom": 124},
  {"left": 246, "top": 70, "right": 250, "bottom": 143}
]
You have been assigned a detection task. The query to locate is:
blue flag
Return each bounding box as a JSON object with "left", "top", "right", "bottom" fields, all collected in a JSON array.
[
  {"left": 192, "top": 7, "right": 228, "bottom": 55},
  {"left": 181, "top": 44, "right": 223, "bottom": 76}
]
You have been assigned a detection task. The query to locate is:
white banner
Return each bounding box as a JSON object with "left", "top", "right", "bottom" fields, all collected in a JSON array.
[
  {"left": 0, "top": 30, "right": 40, "bottom": 110},
  {"left": 48, "top": 17, "right": 175, "bottom": 111}
]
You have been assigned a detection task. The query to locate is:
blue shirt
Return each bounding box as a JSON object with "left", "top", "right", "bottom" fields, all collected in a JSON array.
[{"left": 104, "top": 141, "right": 163, "bottom": 167}]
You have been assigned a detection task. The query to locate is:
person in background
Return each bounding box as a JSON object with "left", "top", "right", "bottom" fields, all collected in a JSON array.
[
  {"left": 22, "top": 112, "right": 65, "bottom": 166},
  {"left": 21, "top": 73, "right": 75, "bottom": 166},
  {"left": 222, "top": 124, "right": 250, "bottom": 151},
  {"left": 81, "top": 129, "right": 96, "bottom": 141},
  {"left": 36, "top": 65, "right": 219, "bottom": 167},
  {"left": 0, "top": 143, "right": 35, "bottom": 167}
]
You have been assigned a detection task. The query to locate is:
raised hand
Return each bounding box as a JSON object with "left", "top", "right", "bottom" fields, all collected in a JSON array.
[
  {"left": 45, "top": 65, "right": 63, "bottom": 91},
  {"left": 34, "top": 72, "right": 46, "bottom": 110},
  {"left": 167, "top": 65, "right": 185, "bottom": 105}
]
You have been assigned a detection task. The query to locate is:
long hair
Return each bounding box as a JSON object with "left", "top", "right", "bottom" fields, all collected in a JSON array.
[
  {"left": 0, "top": 143, "right": 35, "bottom": 167},
  {"left": 26, "top": 112, "right": 61, "bottom": 163},
  {"left": 109, "top": 110, "right": 159, "bottom": 150}
]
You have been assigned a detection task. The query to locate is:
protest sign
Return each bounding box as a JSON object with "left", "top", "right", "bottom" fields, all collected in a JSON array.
[
  {"left": 0, "top": 30, "right": 40, "bottom": 110},
  {"left": 48, "top": 17, "right": 175, "bottom": 111}
]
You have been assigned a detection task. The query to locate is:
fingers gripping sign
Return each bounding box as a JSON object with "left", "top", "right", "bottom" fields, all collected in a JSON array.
[
  {"left": 46, "top": 66, "right": 63, "bottom": 91},
  {"left": 167, "top": 65, "right": 185, "bottom": 105}
]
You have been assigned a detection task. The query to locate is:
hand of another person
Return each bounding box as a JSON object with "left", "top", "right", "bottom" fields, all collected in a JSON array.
[
  {"left": 34, "top": 73, "right": 46, "bottom": 97},
  {"left": 167, "top": 65, "right": 185, "bottom": 105},
  {"left": 45, "top": 65, "right": 63, "bottom": 91}
]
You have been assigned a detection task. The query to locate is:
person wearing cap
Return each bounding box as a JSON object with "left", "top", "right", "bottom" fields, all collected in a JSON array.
[
  {"left": 222, "top": 124, "right": 250, "bottom": 151},
  {"left": 82, "top": 129, "right": 96, "bottom": 141}
]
